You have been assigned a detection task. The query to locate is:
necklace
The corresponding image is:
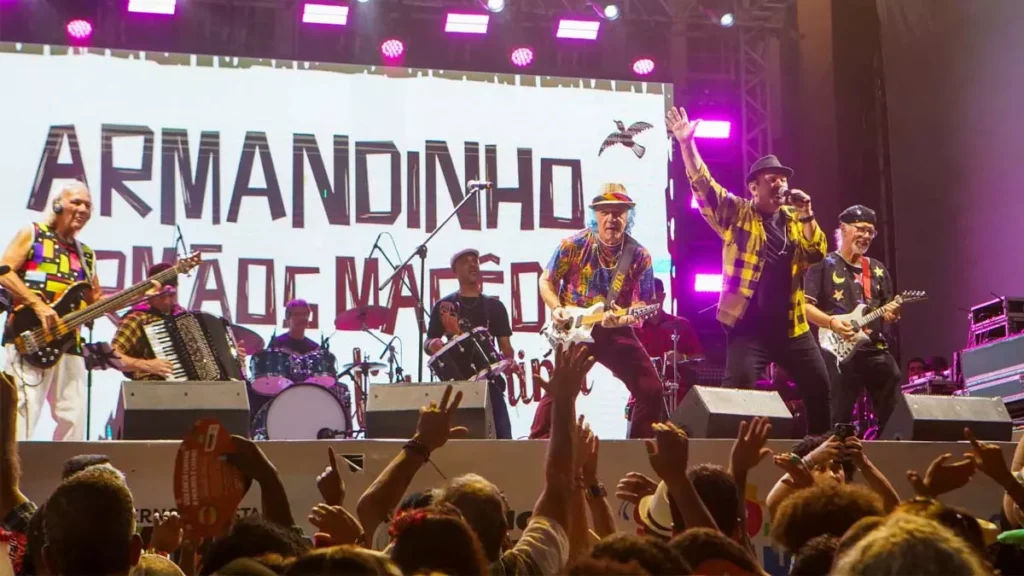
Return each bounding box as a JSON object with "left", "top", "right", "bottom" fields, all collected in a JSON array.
[
  {"left": 458, "top": 294, "right": 482, "bottom": 309},
  {"left": 595, "top": 236, "right": 623, "bottom": 269}
]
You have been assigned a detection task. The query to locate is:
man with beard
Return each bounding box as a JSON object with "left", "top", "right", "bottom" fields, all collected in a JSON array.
[
  {"left": 804, "top": 205, "right": 902, "bottom": 432},
  {"left": 0, "top": 182, "right": 101, "bottom": 441},
  {"left": 111, "top": 262, "right": 181, "bottom": 381},
  {"left": 528, "top": 184, "right": 660, "bottom": 439},
  {"left": 425, "top": 248, "right": 517, "bottom": 439},
  {"left": 667, "top": 106, "right": 832, "bottom": 434}
]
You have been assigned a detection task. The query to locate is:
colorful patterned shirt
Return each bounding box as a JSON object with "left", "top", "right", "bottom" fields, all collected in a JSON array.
[
  {"left": 19, "top": 223, "right": 94, "bottom": 305},
  {"left": 689, "top": 162, "right": 827, "bottom": 337},
  {"left": 546, "top": 230, "right": 654, "bottom": 309}
]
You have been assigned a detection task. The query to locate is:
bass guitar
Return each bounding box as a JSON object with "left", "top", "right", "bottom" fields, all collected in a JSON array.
[
  {"left": 540, "top": 302, "right": 660, "bottom": 348},
  {"left": 818, "top": 290, "right": 927, "bottom": 365},
  {"left": 9, "top": 252, "right": 203, "bottom": 369}
]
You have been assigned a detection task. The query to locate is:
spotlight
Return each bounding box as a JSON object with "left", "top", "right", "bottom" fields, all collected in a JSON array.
[
  {"left": 694, "top": 120, "right": 732, "bottom": 139},
  {"left": 481, "top": 0, "right": 505, "bottom": 12},
  {"left": 603, "top": 4, "right": 620, "bottom": 20},
  {"left": 719, "top": 12, "right": 735, "bottom": 27},
  {"left": 510, "top": 47, "right": 534, "bottom": 68},
  {"left": 631, "top": 58, "right": 654, "bottom": 76},
  {"left": 381, "top": 38, "right": 405, "bottom": 60},
  {"left": 356, "top": 0, "right": 370, "bottom": 3},
  {"left": 128, "top": 0, "right": 176, "bottom": 15},
  {"left": 694, "top": 273, "right": 723, "bottom": 293},
  {"left": 66, "top": 19, "right": 93, "bottom": 41}
]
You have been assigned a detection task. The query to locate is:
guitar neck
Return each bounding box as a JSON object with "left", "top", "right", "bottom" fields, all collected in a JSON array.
[
  {"left": 62, "top": 268, "right": 181, "bottom": 329},
  {"left": 860, "top": 300, "right": 900, "bottom": 325}
]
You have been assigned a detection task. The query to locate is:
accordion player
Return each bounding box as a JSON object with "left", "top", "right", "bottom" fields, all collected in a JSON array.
[{"left": 142, "top": 311, "right": 246, "bottom": 381}]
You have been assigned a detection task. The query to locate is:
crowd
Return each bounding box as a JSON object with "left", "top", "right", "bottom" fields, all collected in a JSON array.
[{"left": 3, "top": 343, "right": 1024, "bottom": 576}]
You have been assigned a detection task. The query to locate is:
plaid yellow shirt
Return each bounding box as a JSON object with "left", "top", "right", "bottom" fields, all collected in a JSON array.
[
  {"left": 689, "top": 162, "right": 827, "bottom": 337},
  {"left": 111, "top": 310, "right": 163, "bottom": 381}
]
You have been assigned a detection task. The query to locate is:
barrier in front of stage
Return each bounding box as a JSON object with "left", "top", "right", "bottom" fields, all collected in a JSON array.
[{"left": 14, "top": 438, "right": 1012, "bottom": 572}]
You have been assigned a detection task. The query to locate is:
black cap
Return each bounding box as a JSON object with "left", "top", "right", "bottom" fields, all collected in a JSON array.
[
  {"left": 838, "top": 205, "right": 877, "bottom": 226},
  {"left": 745, "top": 154, "right": 794, "bottom": 184}
]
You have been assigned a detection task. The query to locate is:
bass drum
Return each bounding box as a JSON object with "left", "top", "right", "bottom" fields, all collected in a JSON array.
[{"left": 251, "top": 384, "right": 352, "bottom": 440}]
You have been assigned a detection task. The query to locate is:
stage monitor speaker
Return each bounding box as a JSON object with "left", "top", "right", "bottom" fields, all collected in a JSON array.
[
  {"left": 879, "top": 394, "right": 1012, "bottom": 441},
  {"left": 111, "top": 381, "right": 251, "bottom": 440},
  {"left": 670, "top": 386, "right": 793, "bottom": 439},
  {"left": 366, "top": 381, "right": 493, "bottom": 439}
]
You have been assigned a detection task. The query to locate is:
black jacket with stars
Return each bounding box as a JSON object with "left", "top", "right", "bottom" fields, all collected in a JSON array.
[{"left": 804, "top": 252, "right": 894, "bottom": 346}]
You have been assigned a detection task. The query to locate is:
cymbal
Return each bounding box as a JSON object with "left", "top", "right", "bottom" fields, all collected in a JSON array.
[
  {"left": 658, "top": 318, "right": 692, "bottom": 333},
  {"left": 230, "top": 324, "right": 265, "bottom": 355},
  {"left": 338, "top": 361, "right": 388, "bottom": 378},
  {"left": 335, "top": 305, "right": 390, "bottom": 331}
]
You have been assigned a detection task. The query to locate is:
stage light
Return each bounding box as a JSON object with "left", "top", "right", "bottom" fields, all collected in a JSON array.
[
  {"left": 510, "top": 47, "right": 534, "bottom": 68},
  {"left": 694, "top": 273, "right": 723, "bottom": 293},
  {"left": 632, "top": 58, "right": 654, "bottom": 76},
  {"left": 66, "top": 19, "right": 93, "bottom": 41},
  {"left": 302, "top": 3, "right": 350, "bottom": 25},
  {"left": 128, "top": 0, "right": 176, "bottom": 15},
  {"left": 356, "top": 0, "right": 370, "bottom": 3},
  {"left": 381, "top": 38, "right": 404, "bottom": 60},
  {"left": 481, "top": 0, "right": 505, "bottom": 12},
  {"left": 603, "top": 4, "right": 620, "bottom": 20},
  {"left": 556, "top": 19, "right": 600, "bottom": 40},
  {"left": 719, "top": 12, "right": 735, "bottom": 27},
  {"left": 445, "top": 13, "right": 489, "bottom": 34},
  {"left": 690, "top": 196, "right": 699, "bottom": 209},
  {"left": 694, "top": 120, "right": 731, "bottom": 139}
]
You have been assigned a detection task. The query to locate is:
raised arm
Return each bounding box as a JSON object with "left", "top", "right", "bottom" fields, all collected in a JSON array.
[{"left": 0, "top": 374, "right": 30, "bottom": 523}]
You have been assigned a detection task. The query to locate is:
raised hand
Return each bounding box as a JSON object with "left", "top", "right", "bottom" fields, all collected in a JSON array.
[
  {"left": 773, "top": 453, "right": 815, "bottom": 490},
  {"left": 906, "top": 453, "right": 977, "bottom": 498},
  {"left": 665, "top": 106, "right": 700, "bottom": 144},
  {"left": 966, "top": 428, "right": 1014, "bottom": 486},
  {"left": 805, "top": 435, "right": 843, "bottom": 469},
  {"left": 615, "top": 472, "right": 658, "bottom": 505},
  {"left": 308, "top": 503, "right": 363, "bottom": 546},
  {"left": 574, "top": 415, "right": 594, "bottom": 474},
  {"left": 150, "top": 511, "right": 184, "bottom": 554},
  {"left": 730, "top": 417, "right": 773, "bottom": 475},
  {"left": 414, "top": 384, "right": 469, "bottom": 452},
  {"left": 645, "top": 422, "right": 689, "bottom": 485},
  {"left": 582, "top": 432, "right": 601, "bottom": 484},
  {"left": 226, "top": 435, "right": 276, "bottom": 485},
  {"left": 843, "top": 437, "right": 869, "bottom": 470},
  {"left": 534, "top": 343, "right": 596, "bottom": 402},
  {"left": 316, "top": 446, "right": 345, "bottom": 506}
]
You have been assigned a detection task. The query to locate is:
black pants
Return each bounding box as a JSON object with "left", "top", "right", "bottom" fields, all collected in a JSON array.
[
  {"left": 823, "top": 348, "right": 902, "bottom": 433},
  {"left": 488, "top": 375, "right": 513, "bottom": 439},
  {"left": 724, "top": 328, "right": 832, "bottom": 435}
]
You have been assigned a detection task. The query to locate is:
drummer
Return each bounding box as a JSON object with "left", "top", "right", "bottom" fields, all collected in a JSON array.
[
  {"left": 269, "top": 299, "right": 320, "bottom": 355},
  {"left": 425, "top": 248, "right": 517, "bottom": 439}
]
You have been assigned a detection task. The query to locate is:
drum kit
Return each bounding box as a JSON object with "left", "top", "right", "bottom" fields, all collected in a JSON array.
[{"left": 653, "top": 318, "right": 704, "bottom": 416}]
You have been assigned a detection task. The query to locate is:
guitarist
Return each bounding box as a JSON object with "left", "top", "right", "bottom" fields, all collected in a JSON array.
[
  {"left": 0, "top": 182, "right": 100, "bottom": 441},
  {"left": 804, "top": 205, "right": 902, "bottom": 432},
  {"left": 528, "top": 184, "right": 661, "bottom": 440}
]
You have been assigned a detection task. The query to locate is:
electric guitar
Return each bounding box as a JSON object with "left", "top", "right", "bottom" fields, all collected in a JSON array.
[
  {"left": 540, "top": 302, "right": 660, "bottom": 348},
  {"left": 818, "top": 290, "right": 927, "bottom": 365},
  {"left": 9, "top": 252, "right": 203, "bottom": 369}
]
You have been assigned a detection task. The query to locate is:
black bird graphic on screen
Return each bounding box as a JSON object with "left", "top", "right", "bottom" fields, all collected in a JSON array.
[{"left": 599, "top": 120, "right": 654, "bottom": 158}]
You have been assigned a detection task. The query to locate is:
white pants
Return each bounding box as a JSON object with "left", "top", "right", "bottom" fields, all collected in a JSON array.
[{"left": 5, "top": 344, "right": 87, "bottom": 441}]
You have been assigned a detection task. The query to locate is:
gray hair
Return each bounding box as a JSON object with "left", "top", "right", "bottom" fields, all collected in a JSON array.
[{"left": 42, "top": 181, "right": 89, "bottom": 224}]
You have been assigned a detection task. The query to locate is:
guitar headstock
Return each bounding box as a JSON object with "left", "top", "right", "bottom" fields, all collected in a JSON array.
[
  {"left": 175, "top": 252, "right": 203, "bottom": 275},
  {"left": 896, "top": 290, "right": 927, "bottom": 304},
  {"left": 631, "top": 304, "right": 661, "bottom": 320}
]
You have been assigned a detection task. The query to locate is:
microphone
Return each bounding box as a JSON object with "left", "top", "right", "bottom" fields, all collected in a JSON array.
[
  {"left": 368, "top": 232, "right": 385, "bottom": 259},
  {"left": 467, "top": 180, "right": 493, "bottom": 191},
  {"left": 775, "top": 185, "right": 789, "bottom": 200},
  {"left": 0, "top": 265, "right": 10, "bottom": 275},
  {"left": 175, "top": 224, "right": 187, "bottom": 255}
]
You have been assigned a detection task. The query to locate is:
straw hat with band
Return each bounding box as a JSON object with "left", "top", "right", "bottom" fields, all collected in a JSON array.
[{"left": 589, "top": 183, "right": 636, "bottom": 209}]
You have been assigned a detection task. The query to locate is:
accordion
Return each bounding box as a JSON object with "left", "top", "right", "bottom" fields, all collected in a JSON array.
[{"left": 144, "top": 311, "right": 245, "bottom": 381}]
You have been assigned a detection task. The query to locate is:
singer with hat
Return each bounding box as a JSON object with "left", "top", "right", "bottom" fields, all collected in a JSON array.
[
  {"left": 666, "top": 106, "right": 833, "bottom": 434},
  {"left": 804, "top": 205, "right": 902, "bottom": 432}
]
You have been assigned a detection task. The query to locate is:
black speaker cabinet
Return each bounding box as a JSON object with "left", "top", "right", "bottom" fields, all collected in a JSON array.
[
  {"left": 670, "top": 386, "right": 793, "bottom": 439},
  {"left": 880, "top": 394, "right": 1012, "bottom": 441},
  {"left": 111, "top": 381, "right": 251, "bottom": 440},
  {"left": 366, "top": 381, "right": 493, "bottom": 439}
]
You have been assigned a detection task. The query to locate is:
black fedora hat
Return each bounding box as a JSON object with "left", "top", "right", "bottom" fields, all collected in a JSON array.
[{"left": 746, "top": 154, "right": 794, "bottom": 184}]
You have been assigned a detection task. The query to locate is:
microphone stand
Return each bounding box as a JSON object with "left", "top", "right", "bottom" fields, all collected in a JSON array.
[
  {"left": 381, "top": 184, "right": 483, "bottom": 382},
  {"left": 85, "top": 321, "right": 93, "bottom": 440}
]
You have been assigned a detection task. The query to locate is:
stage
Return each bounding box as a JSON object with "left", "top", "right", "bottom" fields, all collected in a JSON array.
[{"left": 14, "top": 437, "right": 1015, "bottom": 571}]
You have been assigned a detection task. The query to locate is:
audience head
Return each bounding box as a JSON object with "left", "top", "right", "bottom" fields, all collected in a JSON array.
[
  {"left": 789, "top": 534, "right": 839, "bottom": 576},
  {"left": 568, "top": 556, "right": 651, "bottom": 575},
  {"left": 771, "top": 481, "right": 883, "bottom": 552},
  {"left": 669, "top": 528, "right": 761, "bottom": 575},
  {"left": 686, "top": 464, "right": 741, "bottom": 539},
  {"left": 907, "top": 357, "right": 927, "bottom": 379},
  {"left": 588, "top": 533, "right": 692, "bottom": 575},
  {"left": 285, "top": 546, "right": 401, "bottom": 576},
  {"left": 199, "top": 515, "right": 312, "bottom": 576},
  {"left": 834, "top": 515, "right": 885, "bottom": 561},
  {"left": 132, "top": 553, "right": 186, "bottom": 576},
  {"left": 438, "top": 473, "right": 509, "bottom": 562},
  {"left": 43, "top": 467, "right": 142, "bottom": 576},
  {"left": 61, "top": 453, "right": 112, "bottom": 480},
  {"left": 389, "top": 505, "right": 488, "bottom": 576},
  {"left": 397, "top": 489, "right": 439, "bottom": 516},
  {"left": 791, "top": 434, "right": 855, "bottom": 482},
  {"left": 896, "top": 498, "right": 988, "bottom": 555},
  {"left": 832, "top": 513, "right": 989, "bottom": 575}
]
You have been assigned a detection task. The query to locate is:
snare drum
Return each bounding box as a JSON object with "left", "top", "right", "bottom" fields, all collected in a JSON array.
[
  {"left": 251, "top": 384, "right": 352, "bottom": 440},
  {"left": 250, "top": 350, "right": 296, "bottom": 395},
  {"left": 293, "top": 350, "right": 338, "bottom": 388},
  {"left": 428, "top": 327, "right": 511, "bottom": 382}
]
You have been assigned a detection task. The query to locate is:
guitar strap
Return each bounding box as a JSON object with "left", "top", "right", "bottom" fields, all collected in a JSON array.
[
  {"left": 73, "top": 240, "right": 94, "bottom": 283},
  {"left": 605, "top": 235, "right": 638, "bottom": 308},
  {"left": 859, "top": 256, "right": 871, "bottom": 302}
]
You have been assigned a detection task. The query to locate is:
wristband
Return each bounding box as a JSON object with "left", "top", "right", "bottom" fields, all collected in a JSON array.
[
  {"left": 798, "top": 215, "right": 815, "bottom": 224},
  {"left": 588, "top": 483, "right": 607, "bottom": 499},
  {"left": 403, "top": 439, "right": 431, "bottom": 462}
]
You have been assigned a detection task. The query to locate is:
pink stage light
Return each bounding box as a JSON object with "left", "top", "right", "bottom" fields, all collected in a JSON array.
[
  {"left": 556, "top": 19, "right": 600, "bottom": 40},
  {"left": 128, "top": 0, "right": 177, "bottom": 15},
  {"left": 632, "top": 58, "right": 655, "bottom": 76},
  {"left": 445, "top": 13, "right": 489, "bottom": 34},
  {"left": 302, "top": 3, "right": 350, "bottom": 25},
  {"left": 694, "top": 120, "right": 732, "bottom": 139},
  {"left": 381, "top": 39, "right": 405, "bottom": 60},
  {"left": 510, "top": 47, "right": 534, "bottom": 68},
  {"left": 66, "top": 19, "right": 93, "bottom": 40},
  {"left": 694, "top": 273, "right": 723, "bottom": 293},
  {"left": 690, "top": 196, "right": 699, "bottom": 209}
]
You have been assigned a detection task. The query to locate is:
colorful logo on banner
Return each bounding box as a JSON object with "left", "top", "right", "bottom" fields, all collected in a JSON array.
[{"left": 173, "top": 419, "right": 247, "bottom": 538}]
